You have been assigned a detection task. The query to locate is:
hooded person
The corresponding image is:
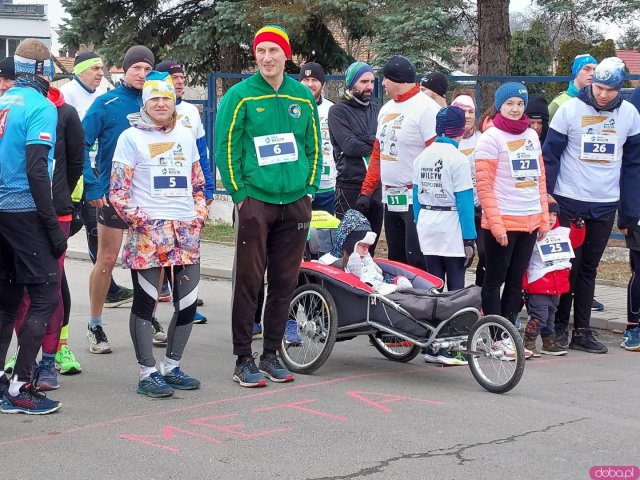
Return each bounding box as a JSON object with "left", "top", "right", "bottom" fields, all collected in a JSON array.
[
  {"left": 358, "top": 55, "right": 440, "bottom": 270},
  {"left": 549, "top": 54, "right": 598, "bottom": 119},
  {"left": 0, "top": 38, "right": 64, "bottom": 414},
  {"left": 109, "top": 70, "right": 207, "bottom": 398},
  {"left": 525, "top": 94, "right": 550, "bottom": 144},
  {"left": 543, "top": 56, "right": 640, "bottom": 354},
  {"left": 81, "top": 45, "right": 155, "bottom": 356}
]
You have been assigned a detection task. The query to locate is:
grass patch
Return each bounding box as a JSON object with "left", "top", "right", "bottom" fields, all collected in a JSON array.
[{"left": 201, "top": 224, "right": 235, "bottom": 244}]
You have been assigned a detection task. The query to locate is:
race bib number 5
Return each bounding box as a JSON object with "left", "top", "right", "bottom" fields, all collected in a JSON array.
[
  {"left": 253, "top": 133, "right": 298, "bottom": 167},
  {"left": 150, "top": 165, "right": 190, "bottom": 197}
]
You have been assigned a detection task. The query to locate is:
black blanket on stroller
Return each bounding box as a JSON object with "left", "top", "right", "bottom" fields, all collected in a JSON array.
[{"left": 385, "top": 285, "right": 482, "bottom": 322}]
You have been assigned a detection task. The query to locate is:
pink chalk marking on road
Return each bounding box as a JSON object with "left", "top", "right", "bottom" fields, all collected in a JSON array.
[
  {"left": 120, "top": 425, "right": 223, "bottom": 453},
  {"left": 0, "top": 367, "right": 425, "bottom": 449},
  {"left": 188, "top": 414, "right": 291, "bottom": 438},
  {"left": 251, "top": 399, "right": 349, "bottom": 422},
  {"left": 347, "top": 391, "right": 444, "bottom": 413}
]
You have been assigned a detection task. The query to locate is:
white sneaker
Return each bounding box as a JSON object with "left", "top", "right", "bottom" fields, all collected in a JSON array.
[
  {"left": 87, "top": 325, "right": 112, "bottom": 354},
  {"left": 492, "top": 338, "right": 516, "bottom": 361},
  {"left": 151, "top": 318, "right": 167, "bottom": 345}
]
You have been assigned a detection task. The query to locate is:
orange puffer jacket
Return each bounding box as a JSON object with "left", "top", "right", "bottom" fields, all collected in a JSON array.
[{"left": 475, "top": 127, "right": 549, "bottom": 237}]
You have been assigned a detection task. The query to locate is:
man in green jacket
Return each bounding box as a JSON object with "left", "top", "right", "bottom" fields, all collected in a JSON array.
[{"left": 215, "top": 25, "right": 321, "bottom": 388}]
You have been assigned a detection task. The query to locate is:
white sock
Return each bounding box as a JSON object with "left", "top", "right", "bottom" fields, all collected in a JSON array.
[
  {"left": 139, "top": 365, "right": 157, "bottom": 380},
  {"left": 159, "top": 357, "right": 179, "bottom": 376},
  {"left": 8, "top": 377, "right": 26, "bottom": 396}
]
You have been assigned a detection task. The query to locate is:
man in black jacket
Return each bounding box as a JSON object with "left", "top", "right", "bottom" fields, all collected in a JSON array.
[{"left": 328, "top": 61, "right": 383, "bottom": 253}]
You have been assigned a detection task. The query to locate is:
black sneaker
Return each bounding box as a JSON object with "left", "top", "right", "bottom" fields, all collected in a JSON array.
[
  {"left": 592, "top": 299, "right": 605, "bottom": 312},
  {"left": 555, "top": 328, "right": 570, "bottom": 349},
  {"left": 104, "top": 287, "right": 134, "bottom": 308},
  {"left": 569, "top": 328, "right": 608, "bottom": 354}
]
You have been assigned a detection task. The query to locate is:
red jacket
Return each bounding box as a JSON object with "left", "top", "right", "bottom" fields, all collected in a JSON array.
[{"left": 522, "top": 219, "right": 583, "bottom": 296}]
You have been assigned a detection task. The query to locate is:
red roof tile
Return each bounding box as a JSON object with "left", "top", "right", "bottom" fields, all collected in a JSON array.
[{"left": 616, "top": 49, "right": 640, "bottom": 74}]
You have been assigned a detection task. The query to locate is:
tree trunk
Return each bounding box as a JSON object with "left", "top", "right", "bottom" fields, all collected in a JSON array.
[{"left": 477, "top": 0, "right": 511, "bottom": 112}]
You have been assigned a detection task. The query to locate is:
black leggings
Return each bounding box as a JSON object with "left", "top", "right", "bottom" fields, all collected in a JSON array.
[
  {"left": 0, "top": 280, "right": 58, "bottom": 381},
  {"left": 481, "top": 229, "right": 537, "bottom": 321},
  {"left": 628, "top": 249, "right": 640, "bottom": 331},
  {"left": 424, "top": 256, "right": 466, "bottom": 291},
  {"left": 130, "top": 265, "right": 199, "bottom": 367},
  {"left": 474, "top": 214, "right": 486, "bottom": 286},
  {"left": 61, "top": 270, "right": 70, "bottom": 330},
  {"left": 384, "top": 206, "right": 425, "bottom": 270}
]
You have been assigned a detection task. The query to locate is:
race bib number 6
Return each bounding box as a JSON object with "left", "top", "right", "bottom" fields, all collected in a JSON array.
[{"left": 253, "top": 133, "right": 298, "bottom": 167}]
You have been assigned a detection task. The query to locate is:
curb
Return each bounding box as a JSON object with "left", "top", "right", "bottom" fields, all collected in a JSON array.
[{"left": 65, "top": 248, "right": 233, "bottom": 281}]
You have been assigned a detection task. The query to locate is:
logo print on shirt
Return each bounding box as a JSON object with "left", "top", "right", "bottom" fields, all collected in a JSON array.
[
  {"left": 434, "top": 159, "right": 443, "bottom": 173},
  {"left": 256, "top": 107, "right": 265, "bottom": 112},
  {"left": 288, "top": 104, "right": 301, "bottom": 119}
]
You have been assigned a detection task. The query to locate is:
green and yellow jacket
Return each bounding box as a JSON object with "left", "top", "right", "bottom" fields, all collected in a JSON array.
[{"left": 214, "top": 72, "right": 322, "bottom": 204}]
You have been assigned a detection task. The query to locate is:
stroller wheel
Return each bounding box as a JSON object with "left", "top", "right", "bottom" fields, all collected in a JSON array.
[
  {"left": 466, "top": 315, "right": 526, "bottom": 394},
  {"left": 369, "top": 334, "right": 421, "bottom": 363},
  {"left": 280, "top": 284, "right": 338, "bottom": 374}
]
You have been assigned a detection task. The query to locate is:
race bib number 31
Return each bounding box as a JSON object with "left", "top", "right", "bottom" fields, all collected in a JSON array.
[
  {"left": 385, "top": 186, "right": 409, "bottom": 212},
  {"left": 253, "top": 133, "right": 298, "bottom": 167}
]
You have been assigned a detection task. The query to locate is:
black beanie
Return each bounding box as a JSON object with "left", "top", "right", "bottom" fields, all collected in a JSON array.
[
  {"left": 420, "top": 72, "right": 448, "bottom": 97},
  {"left": 0, "top": 56, "right": 15, "bottom": 80},
  {"left": 156, "top": 59, "right": 184, "bottom": 76},
  {"left": 122, "top": 45, "right": 155, "bottom": 71},
  {"left": 74, "top": 51, "right": 100, "bottom": 66},
  {"left": 525, "top": 94, "right": 549, "bottom": 121},
  {"left": 382, "top": 55, "right": 416, "bottom": 84},
  {"left": 298, "top": 62, "right": 325, "bottom": 84}
]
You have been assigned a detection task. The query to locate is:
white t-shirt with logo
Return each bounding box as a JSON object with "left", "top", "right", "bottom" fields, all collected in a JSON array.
[
  {"left": 458, "top": 131, "right": 481, "bottom": 207},
  {"left": 60, "top": 77, "right": 108, "bottom": 120},
  {"left": 550, "top": 97, "right": 640, "bottom": 202},
  {"left": 376, "top": 91, "right": 440, "bottom": 204},
  {"left": 413, "top": 141, "right": 474, "bottom": 256},
  {"left": 176, "top": 101, "right": 205, "bottom": 141},
  {"left": 112, "top": 124, "right": 199, "bottom": 221},
  {"left": 317, "top": 97, "right": 335, "bottom": 191}
]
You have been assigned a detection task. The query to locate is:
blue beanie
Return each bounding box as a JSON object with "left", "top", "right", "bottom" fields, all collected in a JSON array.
[
  {"left": 571, "top": 54, "right": 597, "bottom": 79},
  {"left": 494, "top": 82, "right": 528, "bottom": 111},
  {"left": 592, "top": 57, "right": 626, "bottom": 91},
  {"left": 345, "top": 61, "right": 373, "bottom": 90},
  {"left": 436, "top": 106, "right": 466, "bottom": 138}
]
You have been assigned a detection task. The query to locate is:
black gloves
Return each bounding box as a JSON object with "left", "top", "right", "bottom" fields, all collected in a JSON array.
[
  {"left": 47, "top": 224, "right": 68, "bottom": 259},
  {"left": 355, "top": 194, "right": 371, "bottom": 214},
  {"left": 463, "top": 240, "right": 476, "bottom": 269}
]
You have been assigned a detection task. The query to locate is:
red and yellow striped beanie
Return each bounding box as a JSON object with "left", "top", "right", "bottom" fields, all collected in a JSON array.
[{"left": 253, "top": 25, "right": 291, "bottom": 59}]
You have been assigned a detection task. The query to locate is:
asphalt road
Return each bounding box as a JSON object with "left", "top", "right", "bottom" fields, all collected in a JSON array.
[{"left": 1, "top": 258, "right": 638, "bottom": 480}]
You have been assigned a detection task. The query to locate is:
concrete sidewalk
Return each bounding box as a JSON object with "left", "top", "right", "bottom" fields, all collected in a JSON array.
[{"left": 65, "top": 230, "right": 629, "bottom": 332}]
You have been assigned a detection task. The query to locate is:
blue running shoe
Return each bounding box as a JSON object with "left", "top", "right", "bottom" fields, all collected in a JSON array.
[
  {"left": 285, "top": 319, "right": 302, "bottom": 346},
  {"left": 252, "top": 322, "right": 263, "bottom": 339},
  {"left": 1, "top": 383, "right": 61, "bottom": 415},
  {"left": 621, "top": 327, "right": 640, "bottom": 351},
  {"left": 259, "top": 353, "right": 294, "bottom": 383},
  {"left": 162, "top": 367, "right": 201, "bottom": 390},
  {"left": 233, "top": 355, "right": 267, "bottom": 388},
  {"left": 34, "top": 360, "right": 59, "bottom": 391},
  {"left": 137, "top": 371, "right": 174, "bottom": 398},
  {"left": 193, "top": 312, "right": 207, "bottom": 324}
]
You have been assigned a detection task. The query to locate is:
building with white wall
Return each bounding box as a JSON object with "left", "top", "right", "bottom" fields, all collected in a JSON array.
[{"left": 0, "top": 0, "right": 50, "bottom": 58}]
